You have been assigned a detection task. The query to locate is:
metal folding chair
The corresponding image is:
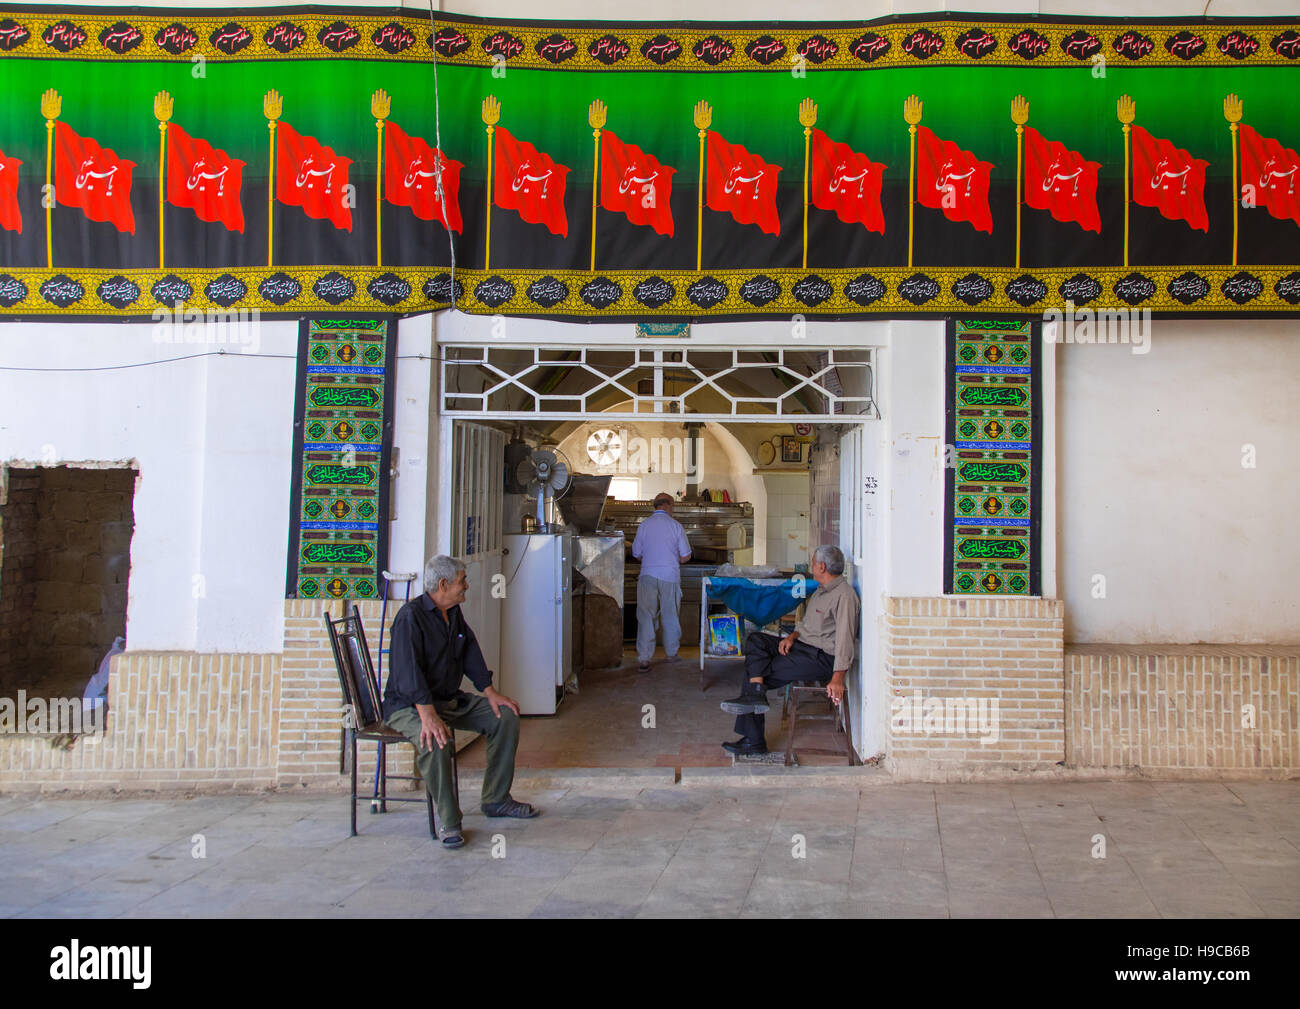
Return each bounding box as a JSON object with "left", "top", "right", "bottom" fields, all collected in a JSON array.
[
  {"left": 371, "top": 570, "right": 417, "bottom": 811},
  {"left": 324, "top": 603, "right": 457, "bottom": 839}
]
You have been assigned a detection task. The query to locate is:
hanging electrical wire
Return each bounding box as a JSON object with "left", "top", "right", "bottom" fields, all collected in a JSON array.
[
  {"left": 425, "top": 0, "right": 458, "bottom": 315},
  {"left": 0, "top": 349, "right": 457, "bottom": 372},
  {"left": 0, "top": 349, "right": 295, "bottom": 372}
]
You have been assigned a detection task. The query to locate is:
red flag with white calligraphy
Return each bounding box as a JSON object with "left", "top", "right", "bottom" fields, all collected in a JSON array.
[
  {"left": 54, "top": 121, "right": 136, "bottom": 234},
  {"left": 916, "top": 126, "right": 993, "bottom": 234},
  {"left": 1238, "top": 124, "right": 1300, "bottom": 228},
  {"left": 384, "top": 120, "right": 463, "bottom": 232},
  {"left": 494, "top": 127, "right": 570, "bottom": 237},
  {"left": 166, "top": 122, "right": 245, "bottom": 232},
  {"left": 706, "top": 131, "right": 781, "bottom": 235},
  {"left": 809, "top": 128, "right": 886, "bottom": 233},
  {"left": 1023, "top": 127, "right": 1101, "bottom": 233},
  {"left": 600, "top": 130, "right": 675, "bottom": 237},
  {"left": 0, "top": 148, "right": 20, "bottom": 233},
  {"left": 1130, "top": 125, "right": 1209, "bottom": 232},
  {"left": 276, "top": 121, "right": 353, "bottom": 231}
]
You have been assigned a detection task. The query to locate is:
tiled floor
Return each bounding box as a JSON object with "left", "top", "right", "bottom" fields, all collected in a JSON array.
[
  {"left": 2, "top": 781, "right": 1296, "bottom": 918},
  {"left": 456, "top": 646, "right": 853, "bottom": 770}
]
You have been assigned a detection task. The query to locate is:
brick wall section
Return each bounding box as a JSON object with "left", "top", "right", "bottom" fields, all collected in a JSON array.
[
  {"left": 0, "top": 468, "right": 39, "bottom": 693},
  {"left": 279, "top": 598, "right": 412, "bottom": 789},
  {"left": 1066, "top": 645, "right": 1299, "bottom": 772},
  {"left": 884, "top": 596, "right": 1065, "bottom": 770},
  {"left": 2, "top": 600, "right": 413, "bottom": 793},
  {"left": 4, "top": 599, "right": 1294, "bottom": 788},
  {"left": 37, "top": 467, "right": 135, "bottom": 695},
  {"left": 0, "top": 651, "right": 279, "bottom": 791},
  {"left": 0, "top": 465, "right": 134, "bottom": 699}
]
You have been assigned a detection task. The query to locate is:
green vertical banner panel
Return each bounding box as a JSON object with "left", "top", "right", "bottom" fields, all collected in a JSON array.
[
  {"left": 945, "top": 318, "right": 1041, "bottom": 596},
  {"left": 285, "top": 317, "right": 394, "bottom": 600}
]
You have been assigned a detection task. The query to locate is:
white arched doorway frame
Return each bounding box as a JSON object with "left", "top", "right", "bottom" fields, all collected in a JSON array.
[{"left": 428, "top": 312, "right": 891, "bottom": 759}]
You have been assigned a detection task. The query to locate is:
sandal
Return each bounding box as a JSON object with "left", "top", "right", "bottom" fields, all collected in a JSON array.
[{"left": 438, "top": 827, "right": 465, "bottom": 849}]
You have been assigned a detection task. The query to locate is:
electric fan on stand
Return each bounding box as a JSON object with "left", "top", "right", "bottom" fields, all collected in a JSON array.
[{"left": 515, "top": 447, "right": 573, "bottom": 532}]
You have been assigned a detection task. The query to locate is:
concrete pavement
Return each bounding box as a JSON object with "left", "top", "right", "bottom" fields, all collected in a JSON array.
[{"left": 1, "top": 779, "right": 1297, "bottom": 918}]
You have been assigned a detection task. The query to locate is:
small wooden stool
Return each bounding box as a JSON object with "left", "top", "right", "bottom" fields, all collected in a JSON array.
[{"left": 783, "top": 682, "right": 858, "bottom": 767}]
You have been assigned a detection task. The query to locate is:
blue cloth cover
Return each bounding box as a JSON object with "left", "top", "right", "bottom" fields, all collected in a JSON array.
[{"left": 706, "top": 577, "right": 805, "bottom": 627}]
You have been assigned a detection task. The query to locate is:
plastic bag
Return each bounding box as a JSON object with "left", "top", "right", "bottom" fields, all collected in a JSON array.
[{"left": 708, "top": 614, "right": 740, "bottom": 656}]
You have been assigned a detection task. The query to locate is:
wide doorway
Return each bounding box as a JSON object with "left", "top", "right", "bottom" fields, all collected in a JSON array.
[{"left": 433, "top": 334, "right": 886, "bottom": 769}]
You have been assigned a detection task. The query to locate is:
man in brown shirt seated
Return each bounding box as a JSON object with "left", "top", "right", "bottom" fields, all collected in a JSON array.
[{"left": 719, "top": 544, "right": 860, "bottom": 755}]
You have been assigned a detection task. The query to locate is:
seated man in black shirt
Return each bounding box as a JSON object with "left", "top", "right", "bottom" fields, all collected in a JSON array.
[{"left": 382, "top": 554, "right": 539, "bottom": 848}]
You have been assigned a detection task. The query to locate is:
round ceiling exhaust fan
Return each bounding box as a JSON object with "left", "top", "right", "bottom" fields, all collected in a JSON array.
[{"left": 515, "top": 447, "right": 573, "bottom": 531}]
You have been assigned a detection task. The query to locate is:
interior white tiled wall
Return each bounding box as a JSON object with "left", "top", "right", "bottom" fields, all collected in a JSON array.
[
  {"left": 809, "top": 436, "right": 841, "bottom": 562},
  {"left": 762, "top": 472, "right": 811, "bottom": 570}
]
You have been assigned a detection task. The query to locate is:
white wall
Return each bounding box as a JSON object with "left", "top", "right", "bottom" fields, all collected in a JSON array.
[
  {"left": 0, "top": 315, "right": 451, "bottom": 655},
  {"left": 390, "top": 314, "right": 436, "bottom": 584},
  {"left": 0, "top": 319, "right": 297, "bottom": 653},
  {"left": 877, "top": 322, "right": 948, "bottom": 599},
  {"left": 762, "top": 471, "right": 810, "bottom": 570},
  {"left": 1057, "top": 321, "right": 1300, "bottom": 644}
]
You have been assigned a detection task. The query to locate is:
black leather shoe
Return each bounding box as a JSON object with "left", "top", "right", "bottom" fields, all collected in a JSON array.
[
  {"left": 481, "top": 798, "right": 540, "bottom": 819},
  {"left": 720, "top": 686, "right": 770, "bottom": 714},
  {"left": 722, "top": 738, "right": 768, "bottom": 756}
]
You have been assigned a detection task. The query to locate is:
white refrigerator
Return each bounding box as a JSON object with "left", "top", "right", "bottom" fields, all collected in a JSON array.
[{"left": 499, "top": 532, "right": 573, "bottom": 715}]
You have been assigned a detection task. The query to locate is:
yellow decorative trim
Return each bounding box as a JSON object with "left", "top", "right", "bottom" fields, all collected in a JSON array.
[
  {"left": 1, "top": 264, "right": 1297, "bottom": 316},
  {"left": 0, "top": 13, "right": 1295, "bottom": 68}
]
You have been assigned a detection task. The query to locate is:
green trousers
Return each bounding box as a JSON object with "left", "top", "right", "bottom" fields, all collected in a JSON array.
[{"left": 385, "top": 693, "right": 520, "bottom": 832}]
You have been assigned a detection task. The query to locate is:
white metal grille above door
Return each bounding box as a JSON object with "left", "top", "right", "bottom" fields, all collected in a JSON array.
[{"left": 440, "top": 345, "right": 874, "bottom": 421}]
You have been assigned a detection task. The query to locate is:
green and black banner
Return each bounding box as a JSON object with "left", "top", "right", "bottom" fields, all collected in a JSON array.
[
  {"left": 945, "top": 319, "right": 1040, "bottom": 597},
  {"left": 0, "top": 6, "right": 1298, "bottom": 319},
  {"left": 285, "top": 317, "right": 394, "bottom": 601}
]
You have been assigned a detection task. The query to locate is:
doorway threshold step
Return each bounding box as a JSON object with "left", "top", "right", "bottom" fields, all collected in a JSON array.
[{"left": 455, "top": 764, "right": 887, "bottom": 791}]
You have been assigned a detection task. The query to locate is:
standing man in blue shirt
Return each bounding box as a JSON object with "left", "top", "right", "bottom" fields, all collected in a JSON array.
[{"left": 631, "top": 493, "right": 692, "bottom": 673}]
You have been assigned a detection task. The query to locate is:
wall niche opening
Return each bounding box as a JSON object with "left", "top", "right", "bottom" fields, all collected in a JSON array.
[{"left": 0, "top": 465, "right": 136, "bottom": 714}]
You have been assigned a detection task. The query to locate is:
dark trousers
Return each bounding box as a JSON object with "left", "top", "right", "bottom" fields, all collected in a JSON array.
[
  {"left": 386, "top": 693, "right": 520, "bottom": 831},
  {"left": 734, "top": 631, "right": 833, "bottom": 744}
]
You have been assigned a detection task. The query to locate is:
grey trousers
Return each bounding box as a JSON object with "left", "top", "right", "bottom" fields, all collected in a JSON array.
[
  {"left": 386, "top": 693, "right": 520, "bottom": 831},
  {"left": 636, "top": 574, "right": 683, "bottom": 663}
]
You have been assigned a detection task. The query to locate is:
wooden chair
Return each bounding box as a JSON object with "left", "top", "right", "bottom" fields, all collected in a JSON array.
[
  {"left": 783, "top": 680, "right": 859, "bottom": 767},
  {"left": 324, "top": 603, "right": 457, "bottom": 839}
]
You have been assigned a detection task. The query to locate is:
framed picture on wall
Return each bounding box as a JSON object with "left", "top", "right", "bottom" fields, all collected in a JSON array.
[{"left": 781, "top": 435, "right": 802, "bottom": 463}]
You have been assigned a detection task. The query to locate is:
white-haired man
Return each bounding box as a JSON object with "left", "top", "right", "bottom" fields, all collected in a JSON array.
[
  {"left": 383, "top": 554, "right": 538, "bottom": 848},
  {"left": 719, "top": 544, "right": 860, "bottom": 756}
]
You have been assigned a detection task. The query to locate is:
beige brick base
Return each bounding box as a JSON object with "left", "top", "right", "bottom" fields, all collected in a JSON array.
[
  {"left": 279, "top": 598, "right": 414, "bottom": 789},
  {"left": 7, "top": 597, "right": 1294, "bottom": 791},
  {"left": 883, "top": 596, "right": 1066, "bottom": 777},
  {"left": 0, "top": 652, "right": 279, "bottom": 791},
  {"left": 1066, "top": 645, "right": 1299, "bottom": 774},
  {"left": 0, "top": 600, "right": 413, "bottom": 793}
]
